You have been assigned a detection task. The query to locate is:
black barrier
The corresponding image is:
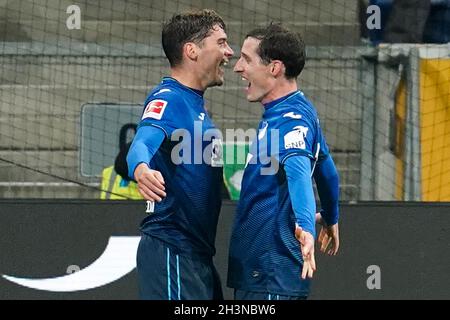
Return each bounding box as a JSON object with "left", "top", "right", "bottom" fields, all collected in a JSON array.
[{"left": 0, "top": 200, "right": 449, "bottom": 300}]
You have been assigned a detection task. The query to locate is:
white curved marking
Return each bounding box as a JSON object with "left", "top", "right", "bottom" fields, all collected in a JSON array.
[
  {"left": 283, "top": 112, "right": 302, "bottom": 119},
  {"left": 2, "top": 236, "right": 140, "bottom": 292},
  {"left": 230, "top": 169, "right": 244, "bottom": 191},
  {"left": 258, "top": 122, "right": 268, "bottom": 140}
]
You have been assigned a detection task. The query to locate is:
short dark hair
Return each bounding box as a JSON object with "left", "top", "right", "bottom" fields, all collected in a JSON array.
[
  {"left": 246, "top": 23, "right": 305, "bottom": 79},
  {"left": 162, "top": 9, "right": 226, "bottom": 67}
]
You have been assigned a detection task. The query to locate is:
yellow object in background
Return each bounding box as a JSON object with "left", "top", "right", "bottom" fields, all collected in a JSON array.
[
  {"left": 100, "top": 166, "right": 143, "bottom": 200},
  {"left": 420, "top": 58, "right": 450, "bottom": 201},
  {"left": 394, "top": 79, "right": 407, "bottom": 200}
]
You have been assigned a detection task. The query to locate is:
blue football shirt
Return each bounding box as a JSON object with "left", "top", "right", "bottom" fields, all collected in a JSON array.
[
  {"left": 136, "top": 77, "right": 223, "bottom": 258},
  {"left": 227, "top": 91, "right": 330, "bottom": 296}
]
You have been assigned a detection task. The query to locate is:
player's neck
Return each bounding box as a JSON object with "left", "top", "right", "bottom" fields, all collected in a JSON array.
[
  {"left": 170, "top": 68, "right": 205, "bottom": 92},
  {"left": 261, "top": 79, "right": 298, "bottom": 105}
]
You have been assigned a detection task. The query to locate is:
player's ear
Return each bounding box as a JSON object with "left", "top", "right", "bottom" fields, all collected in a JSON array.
[
  {"left": 184, "top": 42, "right": 199, "bottom": 61},
  {"left": 270, "top": 60, "right": 284, "bottom": 78}
]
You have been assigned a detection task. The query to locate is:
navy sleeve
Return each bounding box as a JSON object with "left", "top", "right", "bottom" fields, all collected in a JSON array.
[
  {"left": 126, "top": 125, "right": 165, "bottom": 180},
  {"left": 284, "top": 155, "right": 316, "bottom": 238},
  {"left": 313, "top": 154, "right": 339, "bottom": 226}
]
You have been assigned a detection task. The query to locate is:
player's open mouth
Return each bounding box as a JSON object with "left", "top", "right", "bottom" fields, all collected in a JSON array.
[
  {"left": 219, "top": 61, "right": 228, "bottom": 73},
  {"left": 242, "top": 77, "right": 251, "bottom": 90}
]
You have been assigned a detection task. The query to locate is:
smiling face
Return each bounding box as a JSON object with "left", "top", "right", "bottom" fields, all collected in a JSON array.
[
  {"left": 196, "top": 24, "right": 234, "bottom": 88},
  {"left": 233, "top": 37, "right": 275, "bottom": 103}
]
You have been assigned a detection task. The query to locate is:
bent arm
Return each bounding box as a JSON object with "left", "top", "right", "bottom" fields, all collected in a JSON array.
[
  {"left": 126, "top": 124, "right": 165, "bottom": 181},
  {"left": 313, "top": 155, "right": 339, "bottom": 226}
]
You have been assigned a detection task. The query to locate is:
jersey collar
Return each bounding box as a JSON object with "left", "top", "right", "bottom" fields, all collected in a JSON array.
[
  {"left": 262, "top": 91, "right": 300, "bottom": 111},
  {"left": 162, "top": 77, "right": 205, "bottom": 97}
]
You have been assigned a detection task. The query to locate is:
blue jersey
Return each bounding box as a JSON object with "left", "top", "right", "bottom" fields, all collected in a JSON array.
[
  {"left": 137, "top": 77, "right": 223, "bottom": 258},
  {"left": 227, "top": 91, "right": 329, "bottom": 296}
]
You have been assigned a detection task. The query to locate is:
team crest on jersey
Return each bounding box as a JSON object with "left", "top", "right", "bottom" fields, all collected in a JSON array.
[
  {"left": 142, "top": 99, "right": 168, "bottom": 120},
  {"left": 284, "top": 126, "right": 309, "bottom": 150}
]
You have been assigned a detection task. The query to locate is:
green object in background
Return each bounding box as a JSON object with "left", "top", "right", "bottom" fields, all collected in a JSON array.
[{"left": 223, "top": 142, "right": 249, "bottom": 200}]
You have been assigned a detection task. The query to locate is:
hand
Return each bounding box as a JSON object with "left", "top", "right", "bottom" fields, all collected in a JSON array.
[
  {"left": 295, "top": 224, "right": 316, "bottom": 279},
  {"left": 316, "top": 213, "right": 340, "bottom": 255},
  {"left": 134, "top": 163, "right": 166, "bottom": 202}
]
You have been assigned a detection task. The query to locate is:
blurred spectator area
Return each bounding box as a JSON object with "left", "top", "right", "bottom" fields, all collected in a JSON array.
[{"left": 359, "top": 0, "right": 450, "bottom": 44}]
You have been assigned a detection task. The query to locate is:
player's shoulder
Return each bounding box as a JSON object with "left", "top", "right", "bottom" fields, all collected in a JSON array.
[
  {"left": 275, "top": 94, "right": 318, "bottom": 129},
  {"left": 141, "top": 81, "right": 187, "bottom": 121},
  {"left": 146, "top": 82, "right": 185, "bottom": 104},
  {"left": 282, "top": 91, "right": 317, "bottom": 118}
]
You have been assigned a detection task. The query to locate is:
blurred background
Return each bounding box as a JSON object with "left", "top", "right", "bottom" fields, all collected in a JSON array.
[{"left": 0, "top": 0, "right": 449, "bottom": 202}]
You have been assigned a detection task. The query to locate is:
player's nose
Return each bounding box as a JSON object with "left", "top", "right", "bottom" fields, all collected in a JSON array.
[
  {"left": 233, "top": 58, "right": 243, "bottom": 73},
  {"left": 225, "top": 43, "right": 234, "bottom": 57}
]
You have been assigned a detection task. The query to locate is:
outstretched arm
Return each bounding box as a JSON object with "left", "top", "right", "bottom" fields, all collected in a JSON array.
[{"left": 284, "top": 155, "right": 317, "bottom": 279}]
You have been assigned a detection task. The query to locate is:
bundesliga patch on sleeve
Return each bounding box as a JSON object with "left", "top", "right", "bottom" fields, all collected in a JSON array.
[
  {"left": 142, "top": 99, "right": 168, "bottom": 120},
  {"left": 284, "top": 125, "right": 309, "bottom": 149}
]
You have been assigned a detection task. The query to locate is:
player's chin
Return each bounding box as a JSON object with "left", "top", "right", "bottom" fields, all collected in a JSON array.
[
  {"left": 206, "top": 78, "right": 223, "bottom": 88},
  {"left": 246, "top": 93, "right": 259, "bottom": 103},
  {"left": 213, "top": 76, "right": 225, "bottom": 87}
]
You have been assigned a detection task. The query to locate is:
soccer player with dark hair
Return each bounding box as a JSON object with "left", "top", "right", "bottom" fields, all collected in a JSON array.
[
  {"left": 227, "top": 23, "right": 340, "bottom": 300},
  {"left": 126, "top": 9, "right": 233, "bottom": 300}
]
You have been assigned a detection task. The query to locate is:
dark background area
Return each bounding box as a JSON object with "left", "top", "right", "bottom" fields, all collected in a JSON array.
[{"left": 0, "top": 200, "right": 449, "bottom": 299}]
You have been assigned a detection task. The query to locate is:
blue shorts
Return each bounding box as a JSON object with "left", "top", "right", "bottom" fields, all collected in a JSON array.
[
  {"left": 137, "top": 233, "right": 223, "bottom": 300},
  {"left": 234, "top": 289, "right": 308, "bottom": 300}
]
